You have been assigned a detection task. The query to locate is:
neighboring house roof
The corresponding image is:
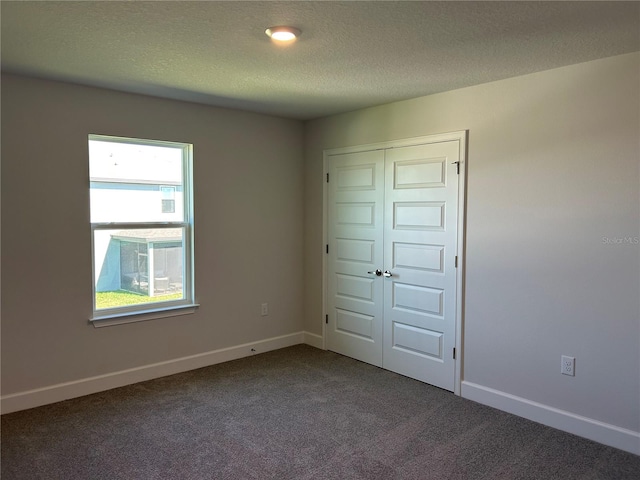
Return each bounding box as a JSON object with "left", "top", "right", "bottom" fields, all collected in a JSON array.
[{"left": 112, "top": 228, "right": 182, "bottom": 243}]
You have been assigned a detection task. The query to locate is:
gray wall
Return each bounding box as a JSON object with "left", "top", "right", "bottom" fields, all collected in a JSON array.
[
  {"left": 304, "top": 53, "right": 640, "bottom": 433},
  {"left": 1, "top": 74, "right": 304, "bottom": 394}
]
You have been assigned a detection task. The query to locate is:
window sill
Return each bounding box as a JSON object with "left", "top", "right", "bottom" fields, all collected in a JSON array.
[{"left": 90, "top": 303, "right": 199, "bottom": 328}]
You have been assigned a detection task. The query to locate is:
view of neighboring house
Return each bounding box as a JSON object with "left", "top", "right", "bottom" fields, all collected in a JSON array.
[{"left": 95, "top": 227, "right": 183, "bottom": 297}]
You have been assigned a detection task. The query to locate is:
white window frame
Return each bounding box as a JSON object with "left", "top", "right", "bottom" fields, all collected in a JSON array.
[{"left": 89, "top": 134, "right": 197, "bottom": 326}]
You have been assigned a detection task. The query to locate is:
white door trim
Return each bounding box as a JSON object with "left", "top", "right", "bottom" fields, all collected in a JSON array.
[{"left": 322, "top": 130, "right": 467, "bottom": 396}]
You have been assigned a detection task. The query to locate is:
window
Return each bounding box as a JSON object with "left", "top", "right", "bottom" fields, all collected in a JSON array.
[{"left": 89, "top": 135, "right": 195, "bottom": 322}]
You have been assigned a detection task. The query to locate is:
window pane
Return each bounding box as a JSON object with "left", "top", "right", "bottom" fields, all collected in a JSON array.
[
  {"left": 94, "top": 228, "right": 185, "bottom": 310},
  {"left": 89, "top": 139, "right": 184, "bottom": 223}
]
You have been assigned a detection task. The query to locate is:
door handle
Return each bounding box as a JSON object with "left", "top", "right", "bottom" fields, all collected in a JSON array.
[
  {"left": 383, "top": 270, "right": 393, "bottom": 277},
  {"left": 367, "top": 269, "right": 383, "bottom": 276}
]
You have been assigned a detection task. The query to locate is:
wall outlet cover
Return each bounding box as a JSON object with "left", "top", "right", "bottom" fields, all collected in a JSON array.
[{"left": 561, "top": 355, "right": 575, "bottom": 376}]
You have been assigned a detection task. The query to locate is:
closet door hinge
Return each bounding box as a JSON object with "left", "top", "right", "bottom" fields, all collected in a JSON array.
[
  {"left": 453, "top": 348, "right": 456, "bottom": 360},
  {"left": 326, "top": 244, "right": 329, "bottom": 254},
  {"left": 452, "top": 161, "right": 460, "bottom": 174},
  {"left": 325, "top": 314, "right": 329, "bottom": 324},
  {"left": 326, "top": 173, "right": 329, "bottom": 183},
  {"left": 455, "top": 255, "right": 458, "bottom": 268}
]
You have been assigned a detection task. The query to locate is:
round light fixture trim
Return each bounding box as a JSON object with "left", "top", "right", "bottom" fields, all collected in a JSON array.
[{"left": 265, "top": 26, "right": 301, "bottom": 42}]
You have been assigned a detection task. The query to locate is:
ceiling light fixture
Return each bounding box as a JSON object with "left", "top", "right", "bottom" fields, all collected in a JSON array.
[{"left": 265, "top": 26, "right": 301, "bottom": 42}]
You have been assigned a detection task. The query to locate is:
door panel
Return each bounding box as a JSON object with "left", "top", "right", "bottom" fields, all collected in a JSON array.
[
  {"left": 383, "top": 141, "right": 459, "bottom": 391},
  {"left": 391, "top": 321, "right": 443, "bottom": 358},
  {"left": 393, "top": 242, "right": 444, "bottom": 272},
  {"left": 394, "top": 202, "right": 445, "bottom": 230},
  {"left": 335, "top": 309, "right": 375, "bottom": 339},
  {"left": 326, "top": 150, "right": 385, "bottom": 366}
]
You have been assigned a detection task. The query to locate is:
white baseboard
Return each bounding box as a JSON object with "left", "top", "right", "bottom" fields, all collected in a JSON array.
[
  {"left": 1, "top": 332, "right": 307, "bottom": 415},
  {"left": 461, "top": 381, "right": 640, "bottom": 456},
  {"left": 303, "top": 331, "right": 324, "bottom": 349}
]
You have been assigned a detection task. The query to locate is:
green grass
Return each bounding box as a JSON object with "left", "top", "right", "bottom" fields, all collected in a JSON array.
[{"left": 96, "top": 290, "right": 182, "bottom": 309}]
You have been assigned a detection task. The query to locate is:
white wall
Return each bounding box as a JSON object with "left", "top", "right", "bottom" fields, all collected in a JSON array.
[
  {"left": 1, "top": 74, "right": 304, "bottom": 397},
  {"left": 304, "top": 53, "right": 639, "bottom": 451}
]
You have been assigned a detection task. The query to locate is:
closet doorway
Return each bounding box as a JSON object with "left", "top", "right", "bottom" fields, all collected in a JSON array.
[{"left": 324, "top": 131, "right": 466, "bottom": 393}]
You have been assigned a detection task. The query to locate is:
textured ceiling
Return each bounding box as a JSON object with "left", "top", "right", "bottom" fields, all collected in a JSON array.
[{"left": 2, "top": 1, "right": 639, "bottom": 120}]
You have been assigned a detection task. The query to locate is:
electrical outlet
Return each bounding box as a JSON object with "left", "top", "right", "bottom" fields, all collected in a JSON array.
[
  {"left": 561, "top": 355, "right": 575, "bottom": 376},
  {"left": 261, "top": 303, "right": 268, "bottom": 316}
]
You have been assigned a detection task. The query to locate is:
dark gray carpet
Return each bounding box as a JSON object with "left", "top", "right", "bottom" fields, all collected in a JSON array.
[{"left": 2, "top": 345, "right": 639, "bottom": 479}]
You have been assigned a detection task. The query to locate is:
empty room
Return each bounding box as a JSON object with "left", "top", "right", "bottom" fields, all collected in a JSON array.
[{"left": 1, "top": 1, "right": 639, "bottom": 479}]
